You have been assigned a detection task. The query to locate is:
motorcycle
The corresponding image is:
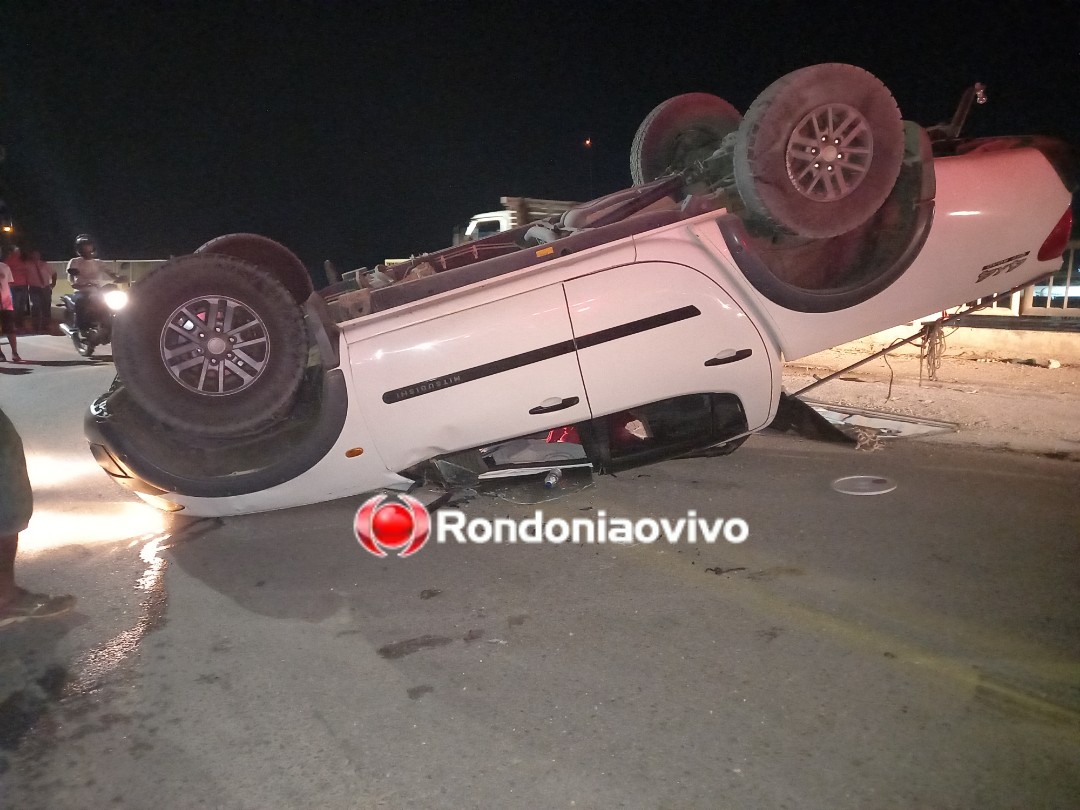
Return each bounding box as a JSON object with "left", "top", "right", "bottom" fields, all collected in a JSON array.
[{"left": 59, "top": 282, "right": 129, "bottom": 357}]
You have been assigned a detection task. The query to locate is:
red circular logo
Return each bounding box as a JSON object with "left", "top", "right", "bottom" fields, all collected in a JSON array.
[{"left": 354, "top": 494, "right": 431, "bottom": 558}]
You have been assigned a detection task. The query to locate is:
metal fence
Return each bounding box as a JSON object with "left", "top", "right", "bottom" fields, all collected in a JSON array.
[{"left": 1019, "top": 239, "right": 1079, "bottom": 316}]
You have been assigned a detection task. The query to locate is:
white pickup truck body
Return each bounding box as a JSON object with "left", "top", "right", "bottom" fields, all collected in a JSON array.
[{"left": 86, "top": 139, "right": 1073, "bottom": 517}]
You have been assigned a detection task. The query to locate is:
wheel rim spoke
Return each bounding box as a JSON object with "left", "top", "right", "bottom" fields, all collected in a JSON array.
[
  {"left": 789, "top": 134, "right": 821, "bottom": 151},
  {"left": 172, "top": 355, "right": 207, "bottom": 373},
  {"left": 223, "top": 359, "right": 256, "bottom": 385},
  {"left": 232, "top": 347, "right": 266, "bottom": 370},
  {"left": 165, "top": 321, "right": 197, "bottom": 342},
  {"left": 222, "top": 309, "right": 233, "bottom": 333},
  {"left": 794, "top": 162, "right": 817, "bottom": 182},
  {"left": 205, "top": 298, "right": 221, "bottom": 330},
  {"left": 162, "top": 338, "right": 197, "bottom": 360},
  {"left": 233, "top": 335, "right": 268, "bottom": 351}
]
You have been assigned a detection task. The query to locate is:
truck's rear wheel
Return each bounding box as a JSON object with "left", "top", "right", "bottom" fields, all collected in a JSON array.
[
  {"left": 630, "top": 93, "right": 742, "bottom": 186},
  {"left": 734, "top": 63, "right": 904, "bottom": 238},
  {"left": 113, "top": 254, "right": 308, "bottom": 437}
]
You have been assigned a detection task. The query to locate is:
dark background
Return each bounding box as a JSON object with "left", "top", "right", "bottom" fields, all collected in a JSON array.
[{"left": 2, "top": 1, "right": 1078, "bottom": 286}]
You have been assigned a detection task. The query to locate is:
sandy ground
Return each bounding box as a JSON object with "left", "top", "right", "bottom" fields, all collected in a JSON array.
[{"left": 783, "top": 348, "right": 1080, "bottom": 459}]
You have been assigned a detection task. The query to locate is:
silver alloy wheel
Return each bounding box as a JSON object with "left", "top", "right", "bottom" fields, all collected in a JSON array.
[
  {"left": 159, "top": 295, "right": 271, "bottom": 396},
  {"left": 785, "top": 103, "right": 873, "bottom": 202}
]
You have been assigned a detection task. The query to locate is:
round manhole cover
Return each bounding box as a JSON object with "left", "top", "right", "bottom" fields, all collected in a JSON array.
[{"left": 831, "top": 475, "right": 897, "bottom": 496}]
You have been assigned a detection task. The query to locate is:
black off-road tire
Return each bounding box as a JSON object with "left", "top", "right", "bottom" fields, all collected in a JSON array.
[
  {"left": 113, "top": 254, "right": 309, "bottom": 438},
  {"left": 630, "top": 93, "right": 742, "bottom": 186},
  {"left": 734, "top": 63, "right": 904, "bottom": 238}
]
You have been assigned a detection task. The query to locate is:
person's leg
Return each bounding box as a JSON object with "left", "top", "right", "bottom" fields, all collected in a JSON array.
[
  {"left": 12, "top": 286, "right": 29, "bottom": 326},
  {"left": 5, "top": 322, "right": 19, "bottom": 361},
  {"left": 41, "top": 289, "right": 53, "bottom": 333},
  {"left": 0, "top": 534, "right": 16, "bottom": 608},
  {"left": 73, "top": 289, "right": 91, "bottom": 330},
  {"left": 28, "top": 287, "right": 44, "bottom": 333},
  {"left": 30, "top": 287, "right": 39, "bottom": 332},
  {"left": 9, "top": 288, "right": 19, "bottom": 322},
  {"left": 0, "top": 408, "right": 74, "bottom": 624},
  {"left": 0, "top": 408, "right": 33, "bottom": 607},
  {"left": 0, "top": 309, "right": 14, "bottom": 360}
]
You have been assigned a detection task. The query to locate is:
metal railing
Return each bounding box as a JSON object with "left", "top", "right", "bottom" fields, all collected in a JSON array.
[
  {"left": 1019, "top": 241, "right": 1079, "bottom": 316},
  {"left": 46, "top": 259, "right": 166, "bottom": 297}
]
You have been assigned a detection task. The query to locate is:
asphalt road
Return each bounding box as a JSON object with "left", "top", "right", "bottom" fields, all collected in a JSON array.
[{"left": 2, "top": 335, "right": 1079, "bottom": 810}]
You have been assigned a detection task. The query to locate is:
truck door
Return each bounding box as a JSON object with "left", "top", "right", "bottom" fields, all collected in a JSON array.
[
  {"left": 347, "top": 285, "right": 591, "bottom": 473},
  {"left": 564, "top": 262, "right": 775, "bottom": 434}
]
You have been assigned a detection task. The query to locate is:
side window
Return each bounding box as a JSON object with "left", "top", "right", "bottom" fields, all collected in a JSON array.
[
  {"left": 574, "top": 393, "right": 749, "bottom": 474},
  {"left": 474, "top": 219, "right": 503, "bottom": 239}
]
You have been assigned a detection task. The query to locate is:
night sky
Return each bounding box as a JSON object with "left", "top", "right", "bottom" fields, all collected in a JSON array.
[{"left": 2, "top": 1, "right": 1079, "bottom": 286}]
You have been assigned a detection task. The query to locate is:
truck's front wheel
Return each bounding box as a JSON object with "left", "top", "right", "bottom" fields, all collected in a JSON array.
[{"left": 113, "top": 254, "right": 309, "bottom": 437}]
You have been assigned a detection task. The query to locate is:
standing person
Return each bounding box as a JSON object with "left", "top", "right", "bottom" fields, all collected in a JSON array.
[
  {"left": 25, "top": 249, "right": 56, "bottom": 334},
  {"left": 66, "top": 234, "right": 120, "bottom": 331},
  {"left": 4, "top": 246, "right": 31, "bottom": 333},
  {"left": 0, "top": 406, "right": 75, "bottom": 626},
  {"left": 0, "top": 250, "right": 22, "bottom": 362}
]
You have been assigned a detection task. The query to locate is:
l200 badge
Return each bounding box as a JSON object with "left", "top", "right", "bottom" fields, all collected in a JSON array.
[{"left": 976, "top": 251, "right": 1030, "bottom": 283}]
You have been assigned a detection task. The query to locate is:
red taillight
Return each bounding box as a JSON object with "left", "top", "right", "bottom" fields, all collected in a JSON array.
[{"left": 1038, "top": 207, "right": 1073, "bottom": 261}]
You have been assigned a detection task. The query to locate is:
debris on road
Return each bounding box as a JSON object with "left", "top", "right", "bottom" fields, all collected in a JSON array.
[
  {"left": 831, "top": 475, "right": 897, "bottom": 495},
  {"left": 805, "top": 401, "right": 958, "bottom": 440},
  {"left": 376, "top": 635, "right": 454, "bottom": 659},
  {"left": 704, "top": 566, "right": 747, "bottom": 576}
]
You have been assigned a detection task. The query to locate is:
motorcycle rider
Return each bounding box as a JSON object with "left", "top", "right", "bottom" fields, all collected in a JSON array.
[{"left": 66, "top": 234, "right": 121, "bottom": 333}]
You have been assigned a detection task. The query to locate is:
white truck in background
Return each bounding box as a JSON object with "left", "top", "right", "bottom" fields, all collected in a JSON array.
[
  {"left": 453, "top": 196, "right": 578, "bottom": 244},
  {"left": 334, "top": 197, "right": 578, "bottom": 287}
]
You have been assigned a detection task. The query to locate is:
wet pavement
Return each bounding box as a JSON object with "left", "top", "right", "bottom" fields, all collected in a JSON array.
[{"left": 2, "top": 335, "right": 1079, "bottom": 809}]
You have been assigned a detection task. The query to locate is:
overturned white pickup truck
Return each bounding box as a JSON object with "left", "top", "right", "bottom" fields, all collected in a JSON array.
[{"left": 86, "top": 64, "right": 1075, "bottom": 516}]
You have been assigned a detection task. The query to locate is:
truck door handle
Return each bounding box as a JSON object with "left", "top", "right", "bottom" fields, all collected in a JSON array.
[
  {"left": 705, "top": 348, "right": 753, "bottom": 367},
  {"left": 529, "top": 396, "right": 580, "bottom": 415}
]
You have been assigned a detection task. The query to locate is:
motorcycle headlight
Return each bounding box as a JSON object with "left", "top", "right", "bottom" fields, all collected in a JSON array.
[{"left": 104, "top": 290, "right": 129, "bottom": 311}]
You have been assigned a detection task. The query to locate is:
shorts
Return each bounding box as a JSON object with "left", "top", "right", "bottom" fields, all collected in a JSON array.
[
  {"left": 0, "top": 408, "right": 33, "bottom": 535},
  {"left": 0, "top": 309, "right": 14, "bottom": 334}
]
